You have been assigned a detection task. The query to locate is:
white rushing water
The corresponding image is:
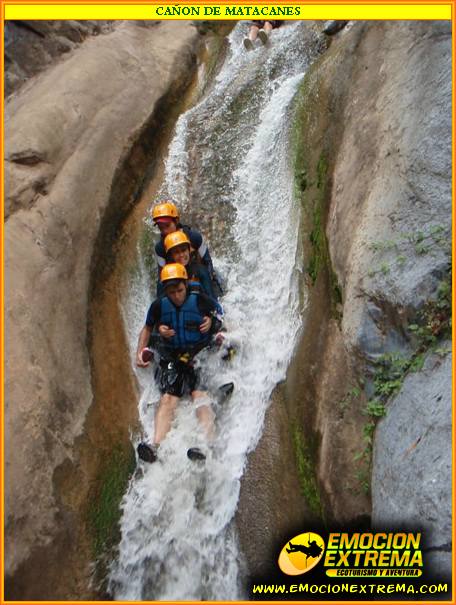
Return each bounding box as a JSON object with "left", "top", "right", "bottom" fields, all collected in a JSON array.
[{"left": 109, "top": 22, "right": 319, "bottom": 600}]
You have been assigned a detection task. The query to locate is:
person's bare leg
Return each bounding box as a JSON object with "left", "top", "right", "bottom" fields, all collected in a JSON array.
[
  {"left": 244, "top": 25, "right": 259, "bottom": 50},
  {"left": 264, "top": 21, "right": 273, "bottom": 34},
  {"left": 153, "top": 393, "right": 179, "bottom": 444},
  {"left": 249, "top": 25, "right": 260, "bottom": 42},
  {"left": 192, "top": 391, "right": 215, "bottom": 441}
]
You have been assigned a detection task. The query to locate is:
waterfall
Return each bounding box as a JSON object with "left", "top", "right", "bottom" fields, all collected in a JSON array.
[{"left": 109, "top": 21, "right": 321, "bottom": 600}]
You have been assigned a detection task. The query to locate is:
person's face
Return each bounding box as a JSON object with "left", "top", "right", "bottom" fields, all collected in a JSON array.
[
  {"left": 170, "top": 244, "right": 190, "bottom": 266},
  {"left": 165, "top": 281, "right": 187, "bottom": 306},
  {"left": 156, "top": 219, "right": 177, "bottom": 237}
]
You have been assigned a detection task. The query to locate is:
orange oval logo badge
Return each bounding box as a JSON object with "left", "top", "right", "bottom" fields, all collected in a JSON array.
[{"left": 278, "top": 532, "right": 325, "bottom": 576}]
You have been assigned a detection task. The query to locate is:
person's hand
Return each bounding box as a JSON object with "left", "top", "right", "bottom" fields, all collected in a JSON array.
[
  {"left": 214, "top": 332, "right": 225, "bottom": 346},
  {"left": 136, "top": 351, "right": 149, "bottom": 368},
  {"left": 159, "top": 324, "right": 175, "bottom": 339},
  {"left": 200, "top": 316, "right": 212, "bottom": 334}
]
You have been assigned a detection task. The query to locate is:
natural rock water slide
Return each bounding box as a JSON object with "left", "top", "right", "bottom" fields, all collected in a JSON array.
[
  {"left": 4, "top": 20, "right": 451, "bottom": 600},
  {"left": 109, "top": 22, "right": 323, "bottom": 600}
]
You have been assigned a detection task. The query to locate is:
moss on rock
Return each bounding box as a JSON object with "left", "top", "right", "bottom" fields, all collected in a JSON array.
[
  {"left": 291, "top": 71, "right": 342, "bottom": 318},
  {"left": 292, "top": 423, "right": 323, "bottom": 521},
  {"left": 87, "top": 444, "right": 135, "bottom": 559}
]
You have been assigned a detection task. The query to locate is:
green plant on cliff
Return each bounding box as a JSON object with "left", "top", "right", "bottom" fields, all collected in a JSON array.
[
  {"left": 307, "top": 153, "right": 328, "bottom": 286},
  {"left": 87, "top": 444, "right": 136, "bottom": 559},
  {"left": 367, "top": 226, "right": 450, "bottom": 284},
  {"left": 292, "top": 72, "right": 343, "bottom": 318},
  {"left": 339, "top": 385, "right": 361, "bottom": 413},
  {"left": 355, "top": 272, "right": 451, "bottom": 493},
  {"left": 355, "top": 352, "right": 416, "bottom": 493},
  {"left": 301, "top": 153, "right": 343, "bottom": 314},
  {"left": 364, "top": 399, "right": 386, "bottom": 418},
  {"left": 292, "top": 423, "right": 323, "bottom": 520},
  {"left": 308, "top": 203, "right": 324, "bottom": 284},
  {"left": 368, "top": 225, "right": 450, "bottom": 278},
  {"left": 408, "top": 274, "right": 452, "bottom": 348}
]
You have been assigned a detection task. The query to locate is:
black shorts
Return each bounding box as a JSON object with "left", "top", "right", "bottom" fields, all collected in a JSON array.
[{"left": 154, "top": 359, "right": 205, "bottom": 397}]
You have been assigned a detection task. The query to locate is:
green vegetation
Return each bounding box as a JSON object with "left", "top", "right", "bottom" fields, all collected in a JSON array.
[
  {"left": 355, "top": 467, "right": 371, "bottom": 496},
  {"left": 355, "top": 271, "right": 451, "bottom": 493},
  {"left": 87, "top": 444, "right": 136, "bottom": 558},
  {"left": 355, "top": 350, "right": 427, "bottom": 494},
  {"left": 368, "top": 225, "right": 450, "bottom": 277},
  {"left": 298, "top": 151, "right": 343, "bottom": 314},
  {"left": 292, "top": 73, "right": 343, "bottom": 319},
  {"left": 408, "top": 274, "right": 452, "bottom": 348},
  {"left": 339, "top": 385, "right": 361, "bottom": 413},
  {"left": 292, "top": 423, "right": 323, "bottom": 520},
  {"left": 307, "top": 153, "right": 328, "bottom": 286},
  {"left": 364, "top": 399, "right": 386, "bottom": 418},
  {"left": 308, "top": 201, "right": 324, "bottom": 284}
]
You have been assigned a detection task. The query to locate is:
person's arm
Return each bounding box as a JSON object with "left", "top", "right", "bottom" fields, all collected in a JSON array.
[
  {"left": 136, "top": 325, "right": 152, "bottom": 367},
  {"left": 136, "top": 300, "right": 161, "bottom": 366},
  {"left": 186, "top": 228, "right": 215, "bottom": 275},
  {"left": 197, "top": 293, "right": 223, "bottom": 334}
]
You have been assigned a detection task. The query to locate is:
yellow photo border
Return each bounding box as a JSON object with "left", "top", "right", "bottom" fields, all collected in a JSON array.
[
  {"left": 2, "top": 4, "right": 453, "bottom": 20},
  {"left": 1, "top": 3, "right": 454, "bottom": 605}
]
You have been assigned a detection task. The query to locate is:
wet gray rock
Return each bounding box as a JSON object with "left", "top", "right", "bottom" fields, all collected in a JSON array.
[
  {"left": 326, "top": 22, "right": 452, "bottom": 355},
  {"left": 372, "top": 344, "right": 452, "bottom": 578}
]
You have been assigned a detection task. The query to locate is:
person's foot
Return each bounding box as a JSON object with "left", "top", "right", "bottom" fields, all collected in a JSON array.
[
  {"left": 137, "top": 442, "right": 158, "bottom": 463},
  {"left": 141, "top": 347, "right": 154, "bottom": 363},
  {"left": 243, "top": 38, "right": 254, "bottom": 51},
  {"left": 187, "top": 447, "right": 206, "bottom": 462},
  {"left": 258, "top": 29, "right": 268, "bottom": 45},
  {"left": 218, "top": 382, "right": 234, "bottom": 402}
]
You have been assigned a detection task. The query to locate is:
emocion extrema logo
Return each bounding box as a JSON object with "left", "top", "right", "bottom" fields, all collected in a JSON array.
[{"left": 278, "top": 532, "right": 325, "bottom": 576}]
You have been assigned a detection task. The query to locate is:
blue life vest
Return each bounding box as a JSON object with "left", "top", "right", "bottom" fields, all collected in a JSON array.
[{"left": 160, "top": 293, "right": 211, "bottom": 350}]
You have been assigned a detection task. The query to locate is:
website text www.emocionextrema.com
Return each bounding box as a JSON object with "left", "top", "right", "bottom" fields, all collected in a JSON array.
[{"left": 251, "top": 582, "right": 449, "bottom": 596}]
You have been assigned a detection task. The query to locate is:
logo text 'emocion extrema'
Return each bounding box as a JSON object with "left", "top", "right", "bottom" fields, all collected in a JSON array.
[{"left": 278, "top": 533, "right": 325, "bottom": 576}]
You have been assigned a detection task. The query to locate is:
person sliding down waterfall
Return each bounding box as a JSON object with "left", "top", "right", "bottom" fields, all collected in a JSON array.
[
  {"left": 158, "top": 231, "right": 224, "bottom": 319},
  {"left": 160, "top": 231, "right": 235, "bottom": 360},
  {"left": 152, "top": 200, "right": 223, "bottom": 298},
  {"left": 136, "top": 263, "right": 226, "bottom": 463},
  {"left": 243, "top": 20, "right": 283, "bottom": 51}
]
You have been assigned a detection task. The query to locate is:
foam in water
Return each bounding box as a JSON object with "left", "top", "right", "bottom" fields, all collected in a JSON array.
[{"left": 109, "top": 22, "right": 318, "bottom": 600}]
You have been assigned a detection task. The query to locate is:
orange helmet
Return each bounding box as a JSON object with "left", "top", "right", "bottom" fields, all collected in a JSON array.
[
  {"left": 160, "top": 263, "right": 188, "bottom": 283},
  {"left": 151, "top": 201, "right": 179, "bottom": 223},
  {"left": 164, "top": 231, "right": 191, "bottom": 253}
]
